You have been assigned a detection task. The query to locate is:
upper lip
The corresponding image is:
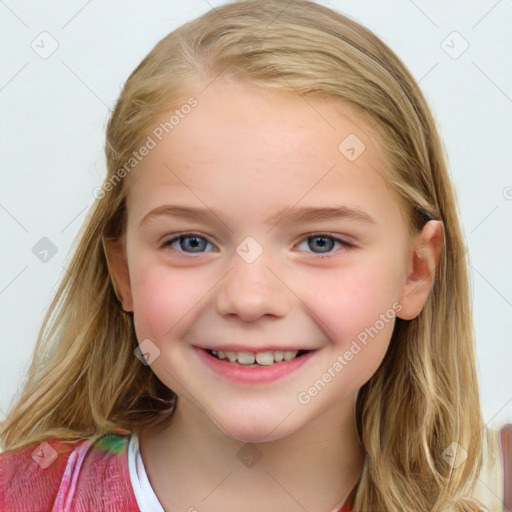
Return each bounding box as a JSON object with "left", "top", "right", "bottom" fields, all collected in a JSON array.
[{"left": 194, "top": 344, "right": 318, "bottom": 353}]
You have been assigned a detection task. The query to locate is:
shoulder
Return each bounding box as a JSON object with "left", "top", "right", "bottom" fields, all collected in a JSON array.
[
  {"left": 0, "top": 428, "right": 140, "bottom": 512},
  {"left": 0, "top": 434, "right": 76, "bottom": 511}
]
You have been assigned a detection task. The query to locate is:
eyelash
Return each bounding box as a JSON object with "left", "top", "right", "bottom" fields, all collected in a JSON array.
[{"left": 160, "top": 232, "right": 354, "bottom": 259}]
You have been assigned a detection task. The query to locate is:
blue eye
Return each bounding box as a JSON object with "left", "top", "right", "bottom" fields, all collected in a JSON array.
[
  {"left": 161, "top": 233, "right": 214, "bottom": 254},
  {"left": 297, "top": 234, "right": 353, "bottom": 258}
]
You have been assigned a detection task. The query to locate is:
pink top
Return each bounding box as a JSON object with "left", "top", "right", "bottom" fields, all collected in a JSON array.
[{"left": 0, "top": 428, "right": 140, "bottom": 511}]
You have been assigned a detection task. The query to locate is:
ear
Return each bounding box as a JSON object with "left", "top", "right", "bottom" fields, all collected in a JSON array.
[
  {"left": 396, "top": 220, "right": 444, "bottom": 320},
  {"left": 102, "top": 236, "right": 134, "bottom": 313}
]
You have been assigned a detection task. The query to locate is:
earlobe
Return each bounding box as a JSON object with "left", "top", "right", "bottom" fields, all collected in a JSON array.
[
  {"left": 396, "top": 220, "right": 445, "bottom": 320},
  {"left": 102, "top": 236, "right": 134, "bottom": 312}
]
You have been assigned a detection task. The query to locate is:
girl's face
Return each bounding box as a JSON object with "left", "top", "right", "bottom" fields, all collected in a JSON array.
[{"left": 107, "top": 77, "right": 441, "bottom": 443}]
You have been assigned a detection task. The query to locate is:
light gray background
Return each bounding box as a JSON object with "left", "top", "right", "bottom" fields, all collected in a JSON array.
[{"left": 1, "top": 0, "right": 511, "bottom": 431}]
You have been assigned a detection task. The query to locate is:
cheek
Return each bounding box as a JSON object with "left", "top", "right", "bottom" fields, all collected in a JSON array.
[
  {"left": 297, "top": 260, "right": 401, "bottom": 351},
  {"left": 129, "top": 262, "right": 207, "bottom": 338}
]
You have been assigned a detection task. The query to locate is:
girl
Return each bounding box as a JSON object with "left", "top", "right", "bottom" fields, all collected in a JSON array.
[{"left": 0, "top": 1, "right": 506, "bottom": 510}]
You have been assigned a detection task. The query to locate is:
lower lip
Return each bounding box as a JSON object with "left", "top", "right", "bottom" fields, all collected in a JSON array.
[{"left": 194, "top": 347, "right": 317, "bottom": 384}]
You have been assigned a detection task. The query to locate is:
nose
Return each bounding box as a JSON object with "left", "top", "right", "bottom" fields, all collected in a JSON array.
[{"left": 215, "top": 247, "right": 291, "bottom": 322}]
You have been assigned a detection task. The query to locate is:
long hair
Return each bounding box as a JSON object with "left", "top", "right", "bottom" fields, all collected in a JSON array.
[{"left": 0, "top": 1, "right": 485, "bottom": 510}]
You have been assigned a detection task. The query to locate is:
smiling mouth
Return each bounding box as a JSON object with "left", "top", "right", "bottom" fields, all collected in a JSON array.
[{"left": 206, "top": 349, "right": 311, "bottom": 367}]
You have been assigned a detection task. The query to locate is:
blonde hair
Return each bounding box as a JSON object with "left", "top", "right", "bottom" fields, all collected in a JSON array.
[{"left": 1, "top": 1, "right": 485, "bottom": 510}]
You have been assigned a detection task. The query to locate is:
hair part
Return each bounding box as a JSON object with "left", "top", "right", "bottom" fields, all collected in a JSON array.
[{"left": 1, "top": 2, "right": 484, "bottom": 510}]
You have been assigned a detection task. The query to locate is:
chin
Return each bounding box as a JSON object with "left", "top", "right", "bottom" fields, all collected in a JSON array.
[
  {"left": 218, "top": 421, "right": 286, "bottom": 444},
  {"left": 207, "top": 406, "right": 297, "bottom": 444}
]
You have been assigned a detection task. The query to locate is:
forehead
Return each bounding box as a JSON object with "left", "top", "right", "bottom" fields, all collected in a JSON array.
[
  {"left": 126, "top": 77, "right": 402, "bottom": 228},
  {"left": 141, "top": 77, "right": 378, "bottom": 164}
]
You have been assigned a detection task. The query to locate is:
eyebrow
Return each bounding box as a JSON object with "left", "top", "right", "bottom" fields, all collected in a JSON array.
[{"left": 138, "top": 204, "right": 377, "bottom": 229}]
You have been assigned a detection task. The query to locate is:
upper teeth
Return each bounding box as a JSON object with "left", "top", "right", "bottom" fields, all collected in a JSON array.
[{"left": 210, "top": 350, "right": 300, "bottom": 366}]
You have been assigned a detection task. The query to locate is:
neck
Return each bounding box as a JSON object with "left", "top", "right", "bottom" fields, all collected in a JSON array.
[{"left": 139, "top": 394, "right": 363, "bottom": 512}]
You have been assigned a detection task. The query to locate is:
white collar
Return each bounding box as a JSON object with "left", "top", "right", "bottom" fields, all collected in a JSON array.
[{"left": 127, "top": 433, "right": 165, "bottom": 512}]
